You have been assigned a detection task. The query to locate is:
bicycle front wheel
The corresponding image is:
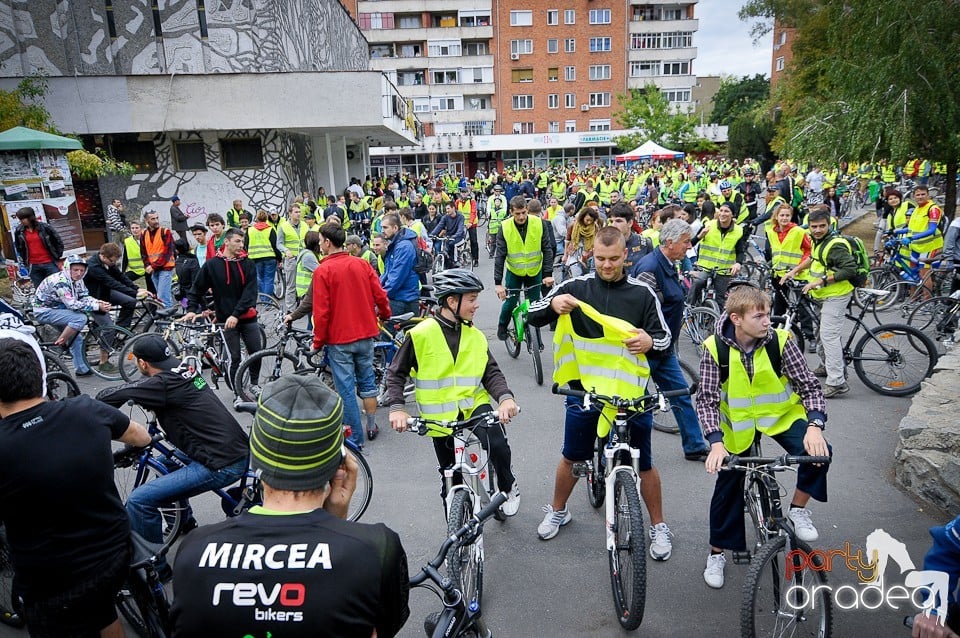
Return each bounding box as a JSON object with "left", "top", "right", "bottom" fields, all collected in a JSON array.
[
  {"left": 116, "top": 571, "right": 169, "bottom": 638},
  {"left": 256, "top": 295, "right": 285, "bottom": 348},
  {"left": 83, "top": 324, "right": 136, "bottom": 381},
  {"left": 852, "top": 323, "right": 938, "bottom": 396},
  {"left": 447, "top": 490, "right": 483, "bottom": 607},
  {"left": 114, "top": 459, "right": 188, "bottom": 553},
  {"left": 46, "top": 371, "right": 81, "bottom": 400},
  {"left": 234, "top": 350, "right": 302, "bottom": 402},
  {"left": 0, "top": 527, "right": 24, "bottom": 628},
  {"left": 504, "top": 322, "right": 521, "bottom": 359},
  {"left": 609, "top": 472, "right": 646, "bottom": 630},
  {"left": 908, "top": 295, "right": 960, "bottom": 355},
  {"left": 527, "top": 324, "right": 543, "bottom": 386},
  {"left": 741, "top": 535, "right": 832, "bottom": 638},
  {"left": 651, "top": 358, "right": 699, "bottom": 435},
  {"left": 345, "top": 444, "right": 373, "bottom": 522}
]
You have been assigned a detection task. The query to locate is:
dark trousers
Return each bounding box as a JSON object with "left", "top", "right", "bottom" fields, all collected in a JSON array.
[
  {"left": 708, "top": 419, "right": 831, "bottom": 551},
  {"left": 224, "top": 320, "right": 263, "bottom": 385},
  {"left": 432, "top": 406, "right": 515, "bottom": 498},
  {"left": 467, "top": 226, "right": 479, "bottom": 264},
  {"left": 28, "top": 262, "right": 59, "bottom": 288},
  {"left": 108, "top": 289, "right": 138, "bottom": 329},
  {"left": 126, "top": 270, "right": 156, "bottom": 295},
  {"left": 771, "top": 277, "right": 817, "bottom": 340}
]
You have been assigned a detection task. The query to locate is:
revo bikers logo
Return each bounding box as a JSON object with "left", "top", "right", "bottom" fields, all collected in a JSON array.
[{"left": 784, "top": 529, "right": 949, "bottom": 625}]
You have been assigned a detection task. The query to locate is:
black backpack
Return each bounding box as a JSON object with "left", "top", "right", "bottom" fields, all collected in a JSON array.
[
  {"left": 410, "top": 237, "right": 434, "bottom": 274},
  {"left": 714, "top": 333, "right": 784, "bottom": 385}
]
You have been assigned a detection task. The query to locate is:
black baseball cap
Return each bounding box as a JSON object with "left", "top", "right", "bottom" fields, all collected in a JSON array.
[{"left": 131, "top": 334, "right": 179, "bottom": 370}]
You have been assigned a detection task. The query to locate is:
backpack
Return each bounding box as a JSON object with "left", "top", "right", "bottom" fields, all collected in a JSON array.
[
  {"left": 714, "top": 334, "right": 784, "bottom": 385},
  {"left": 410, "top": 237, "right": 434, "bottom": 274},
  {"left": 840, "top": 234, "right": 870, "bottom": 287}
]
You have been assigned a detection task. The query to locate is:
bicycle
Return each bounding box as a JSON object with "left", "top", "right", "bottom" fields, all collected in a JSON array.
[
  {"left": 723, "top": 442, "right": 833, "bottom": 638},
  {"left": 46, "top": 370, "right": 81, "bottom": 400},
  {"left": 405, "top": 411, "right": 512, "bottom": 610},
  {"left": 118, "top": 320, "right": 235, "bottom": 388},
  {"left": 0, "top": 525, "right": 24, "bottom": 630},
  {"left": 650, "top": 357, "right": 701, "bottom": 435},
  {"left": 115, "top": 532, "right": 172, "bottom": 638},
  {"left": 907, "top": 290, "right": 960, "bottom": 355},
  {"left": 431, "top": 236, "right": 470, "bottom": 273},
  {"left": 552, "top": 383, "right": 690, "bottom": 631},
  {"left": 410, "top": 493, "right": 507, "bottom": 638},
  {"left": 675, "top": 301, "right": 720, "bottom": 363},
  {"left": 27, "top": 307, "right": 135, "bottom": 381},
  {"left": 771, "top": 279, "right": 821, "bottom": 354},
  {"left": 503, "top": 284, "right": 544, "bottom": 385}
]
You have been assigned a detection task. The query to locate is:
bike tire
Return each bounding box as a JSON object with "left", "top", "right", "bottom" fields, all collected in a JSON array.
[
  {"left": 116, "top": 571, "right": 169, "bottom": 638},
  {"left": 740, "top": 535, "right": 832, "bottom": 638},
  {"left": 273, "top": 265, "right": 287, "bottom": 301},
  {"left": 0, "top": 527, "right": 24, "bottom": 628},
  {"left": 446, "top": 490, "right": 483, "bottom": 607},
  {"left": 114, "top": 460, "right": 188, "bottom": 554},
  {"left": 485, "top": 459, "right": 507, "bottom": 522},
  {"left": 256, "top": 295, "right": 285, "bottom": 348},
  {"left": 120, "top": 332, "right": 182, "bottom": 382},
  {"left": 651, "top": 358, "right": 700, "bottom": 435},
  {"left": 83, "top": 324, "right": 136, "bottom": 381},
  {"left": 345, "top": 444, "right": 373, "bottom": 522},
  {"left": 870, "top": 280, "right": 922, "bottom": 324},
  {"left": 854, "top": 267, "right": 898, "bottom": 311},
  {"left": 587, "top": 437, "right": 605, "bottom": 508},
  {"left": 608, "top": 472, "right": 646, "bottom": 630},
  {"left": 852, "top": 323, "right": 938, "bottom": 396},
  {"left": 504, "top": 323, "right": 521, "bottom": 359},
  {"left": 46, "top": 371, "right": 81, "bottom": 400},
  {"left": 527, "top": 324, "right": 543, "bottom": 386},
  {"left": 234, "top": 350, "right": 302, "bottom": 402},
  {"left": 908, "top": 295, "right": 960, "bottom": 355}
]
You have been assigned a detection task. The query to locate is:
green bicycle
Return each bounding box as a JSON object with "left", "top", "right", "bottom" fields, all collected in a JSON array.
[{"left": 504, "top": 284, "right": 544, "bottom": 385}]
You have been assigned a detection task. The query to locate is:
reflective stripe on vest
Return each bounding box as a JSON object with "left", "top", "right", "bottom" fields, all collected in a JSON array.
[
  {"left": 765, "top": 225, "right": 806, "bottom": 274},
  {"left": 410, "top": 319, "right": 490, "bottom": 430},
  {"left": 553, "top": 301, "right": 650, "bottom": 435},
  {"left": 246, "top": 226, "right": 275, "bottom": 260},
  {"left": 808, "top": 236, "right": 854, "bottom": 300},
  {"left": 697, "top": 223, "right": 743, "bottom": 273},
  {"left": 703, "top": 330, "right": 807, "bottom": 454},
  {"left": 488, "top": 197, "right": 508, "bottom": 234},
  {"left": 295, "top": 249, "right": 314, "bottom": 297},
  {"left": 124, "top": 236, "right": 145, "bottom": 275},
  {"left": 502, "top": 216, "right": 543, "bottom": 276},
  {"left": 908, "top": 202, "right": 944, "bottom": 253}
]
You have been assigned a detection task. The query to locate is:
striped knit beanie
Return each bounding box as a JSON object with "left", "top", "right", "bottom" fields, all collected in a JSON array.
[{"left": 250, "top": 375, "right": 344, "bottom": 491}]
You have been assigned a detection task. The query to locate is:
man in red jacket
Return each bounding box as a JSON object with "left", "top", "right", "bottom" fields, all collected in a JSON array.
[{"left": 312, "top": 222, "right": 392, "bottom": 447}]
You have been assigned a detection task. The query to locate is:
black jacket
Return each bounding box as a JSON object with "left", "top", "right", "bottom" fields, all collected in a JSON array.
[
  {"left": 175, "top": 254, "right": 200, "bottom": 302},
  {"left": 85, "top": 253, "right": 138, "bottom": 300},
  {"left": 187, "top": 255, "right": 258, "bottom": 323},
  {"left": 13, "top": 222, "right": 63, "bottom": 266},
  {"left": 170, "top": 204, "right": 188, "bottom": 233}
]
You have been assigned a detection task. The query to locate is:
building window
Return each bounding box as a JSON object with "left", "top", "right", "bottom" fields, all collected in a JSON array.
[
  {"left": 111, "top": 138, "right": 157, "bottom": 172},
  {"left": 588, "top": 92, "right": 611, "bottom": 107},
  {"left": 547, "top": 38, "right": 558, "bottom": 53},
  {"left": 513, "top": 122, "right": 535, "bottom": 134},
  {"left": 412, "top": 98, "right": 430, "bottom": 112},
  {"left": 662, "top": 7, "right": 683, "bottom": 20},
  {"left": 564, "top": 66, "right": 575, "bottom": 81},
  {"left": 779, "top": 31, "right": 787, "bottom": 46},
  {"left": 548, "top": 121, "right": 560, "bottom": 133},
  {"left": 588, "top": 119, "right": 611, "bottom": 131},
  {"left": 776, "top": 56, "right": 785, "bottom": 71},
  {"left": 432, "top": 70, "right": 460, "bottom": 84},
  {"left": 589, "top": 64, "right": 611, "bottom": 80},
  {"left": 358, "top": 13, "right": 395, "bottom": 29},
  {"left": 428, "top": 40, "right": 462, "bottom": 56},
  {"left": 662, "top": 89, "right": 692, "bottom": 103},
  {"left": 465, "top": 121, "right": 494, "bottom": 135},
  {"left": 173, "top": 141, "right": 206, "bottom": 171},
  {"left": 662, "top": 61, "right": 690, "bottom": 75},
  {"left": 630, "top": 60, "right": 660, "bottom": 76},
  {"left": 399, "top": 44, "right": 422, "bottom": 57},
  {"left": 548, "top": 67, "right": 559, "bottom": 81},
  {"left": 564, "top": 38, "right": 576, "bottom": 53},
  {"left": 459, "top": 11, "right": 491, "bottom": 27},
  {"left": 589, "top": 37, "right": 611, "bottom": 52},
  {"left": 220, "top": 138, "right": 263, "bottom": 170},
  {"left": 397, "top": 70, "right": 425, "bottom": 85},
  {"left": 511, "top": 68, "right": 534, "bottom": 83},
  {"left": 466, "top": 96, "right": 489, "bottom": 109},
  {"left": 510, "top": 10, "right": 532, "bottom": 26},
  {"left": 510, "top": 39, "right": 533, "bottom": 55},
  {"left": 547, "top": 10, "right": 558, "bottom": 25},
  {"left": 513, "top": 95, "right": 534, "bottom": 110},
  {"left": 565, "top": 119, "right": 576, "bottom": 132},
  {"left": 463, "top": 41, "right": 488, "bottom": 56},
  {"left": 564, "top": 9, "right": 575, "bottom": 24},
  {"left": 589, "top": 9, "right": 611, "bottom": 24},
  {"left": 470, "top": 67, "right": 485, "bottom": 83},
  {"left": 662, "top": 31, "right": 693, "bottom": 48},
  {"left": 547, "top": 94, "right": 559, "bottom": 109},
  {"left": 564, "top": 93, "right": 576, "bottom": 108},
  {"left": 397, "top": 14, "right": 421, "bottom": 28}
]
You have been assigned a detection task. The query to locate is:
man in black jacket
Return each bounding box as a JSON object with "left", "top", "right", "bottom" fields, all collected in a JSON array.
[
  {"left": 170, "top": 196, "right": 189, "bottom": 241},
  {"left": 85, "top": 242, "right": 143, "bottom": 329},
  {"left": 13, "top": 206, "right": 64, "bottom": 288}
]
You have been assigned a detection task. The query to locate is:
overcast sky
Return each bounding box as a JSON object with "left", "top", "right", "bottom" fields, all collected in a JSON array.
[{"left": 693, "top": 2, "right": 771, "bottom": 78}]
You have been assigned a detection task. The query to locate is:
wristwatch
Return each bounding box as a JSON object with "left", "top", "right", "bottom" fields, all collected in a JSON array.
[
  {"left": 808, "top": 419, "right": 825, "bottom": 431},
  {"left": 820, "top": 277, "right": 828, "bottom": 288}
]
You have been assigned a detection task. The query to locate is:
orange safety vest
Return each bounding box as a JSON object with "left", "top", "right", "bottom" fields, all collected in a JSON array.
[{"left": 142, "top": 227, "right": 175, "bottom": 269}]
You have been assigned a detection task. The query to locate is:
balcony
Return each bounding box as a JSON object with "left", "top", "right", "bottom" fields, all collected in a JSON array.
[
  {"left": 626, "top": 74, "right": 694, "bottom": 90},
  {"left": 628, "top": 18, "right": 698, "bottom": 33},
  {"left": 392, "top": 82, "right": 495, "bottom": 99},
  {"left": 627, "top": 47, "right": 697, "bottom": 61},
  {"left": 364, "top": 26, "right": 493, "bottom": 43},
  {"left": 357, "top": 0, "right": 492, "bottom": 13}
]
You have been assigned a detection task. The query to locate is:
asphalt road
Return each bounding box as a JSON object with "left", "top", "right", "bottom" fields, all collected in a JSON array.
[{"left": 8, "top": 210, "right": 945, "bottom": 638}]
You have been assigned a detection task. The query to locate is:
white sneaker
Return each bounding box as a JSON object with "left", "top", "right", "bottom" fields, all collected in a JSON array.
[
  {"left": 703, "top": 553, "right": 726, "bottom": 589},
  {"left": 788, "top": 507, "right": 820, "bottom": 542},
  {"left": 500, "top": 483, "right": 520, "bottom": 517},
  {"left": 649, "top": 522, "right": 673, "bottom": 561},
  {"left": 537, "top": 505, "right": 571, "bottom": 540}
]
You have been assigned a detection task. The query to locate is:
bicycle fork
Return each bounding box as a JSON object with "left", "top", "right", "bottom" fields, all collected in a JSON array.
[{"left": 604, "top": 448, "right": 640, "bottom": 553}]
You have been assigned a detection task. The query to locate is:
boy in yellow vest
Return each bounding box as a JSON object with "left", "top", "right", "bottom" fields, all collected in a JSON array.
[{"left": 697, "top": 283, "right": 830, "bottom": 589}]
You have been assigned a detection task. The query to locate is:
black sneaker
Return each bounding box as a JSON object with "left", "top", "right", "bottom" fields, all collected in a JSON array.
[
  {"left": 497, "top": 325, "right": 508, "bottom": 341},
  {"left": 366, "top": 424, "right": 379, "bottom": 440},
  {"left": 75, "top": 369, "right": 93, "bottom": 377}
]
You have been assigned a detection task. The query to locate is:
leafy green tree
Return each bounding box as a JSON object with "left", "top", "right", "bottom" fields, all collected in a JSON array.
[
  {"left": 613, "top": 84, "right": 708, "bottom": 153},
  {"left": 710, "top": 74, "right": 769, "bottom": 126},
  {"left": 728, "top": 110, "right": 776, "bottom": 168}
]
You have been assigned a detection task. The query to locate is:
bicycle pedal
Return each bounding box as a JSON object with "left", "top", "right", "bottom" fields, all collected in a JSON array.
[
  {"left": 571, "top": 461, "right": 592, "bottom": 478},
  {"left": 732, "top": 551, "right": 752, "bottom": 565}
]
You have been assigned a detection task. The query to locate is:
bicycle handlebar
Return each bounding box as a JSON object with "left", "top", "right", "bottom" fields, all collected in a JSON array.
[
  {"left": 405, "top": 408, "right": 521, "bottom": 436},
  {"left": 234, "top": 402, "right": 258, "bottom": 415},
  {"left": 722, "top": 453, "right": 832, "bottom": 471},
  {"left": 552, "top": 383, "right": 689, "bottom": 407},
  {"left": 113, "top": 433, "right": 165, "bottom": 468}
]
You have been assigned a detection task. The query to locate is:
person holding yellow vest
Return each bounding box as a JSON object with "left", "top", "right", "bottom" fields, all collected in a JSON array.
[
  {"left": 800, "top": 209, "right": 860, "bottom": 396},
  {"left": 697, "top": 283, "right": 830, "bottom": 589},
  {"left": 387, "top": 269, "right": 521, "bottom": 515},
  {"left": 122, "top": 221, "right": 156, "bottom": 296},
  {"left": 243, "top": 210, "right": 282, "bottom": 296},
  {"left": 894, "top": 185, "right": 944, "bottom": 276},
  {"left": 528, "top": 227, "right": 674, "bottom": 549},
  {"left": 494, "top": 196, "right": 555, "bottom": 340},
  {"left": 139, "top": 210, "right": 176, "bottom": 307},
  {"left": 689, "top": 203, "right": 746, "bottom": 306}
]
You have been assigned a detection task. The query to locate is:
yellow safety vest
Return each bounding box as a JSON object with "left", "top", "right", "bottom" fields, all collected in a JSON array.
[
  {"left": 278, "top": 219, "right": 302, "bottom": 253},
  {"left": 488, "top": 196, "right": 508, "bottom": 234},
  {"left": 553, "top": 301, "right": 651, "bottom": 435},
  {"left": 551, "top": 181, "right": 567, "bottom": 200},
  {"left": 623, "top": 179, "right": 640, "bottom": 202},
  {"left": 295, "top": 249, "right": 316, "bottom": 297},
  {"left": 908, "top": 201, "right": 944, "bottom": 253},
  {"left": 545, "top": 205, "right": 562, "bottom": 222},
  {"left": 501, "top": 216, "right": 543, "bottom": 276},
  {"left": 697, "top": 223, "right": 743, "bottom": 273},
  {"left": 766, "top": 225, "right": 806, "bottom": 276},
  {"left": 890, "top": 201, "right": 915, "bottom": 231},
  {"left": 124, "top": 236, "right": 145, "bottom": 276},
  {"left": 598, "top": 180, "right": 616, "bottom": 205},
  {"left": 881, "top": 165, "right": 897, "bottom": 184},
  {"left": 808, "top": 235, "right": 854, "bottom": 300},
  {"left": 409, "top": 319, "right": 490, "bottom": 428},
  {"left": 246, "top": 226, "right": 275, "bottom": 260},
  {"left": 641, "top": 228, "right": 660, "bottom": 248},
  {"left": 703, "top": 330, "right": 807, "bottom": 454}
]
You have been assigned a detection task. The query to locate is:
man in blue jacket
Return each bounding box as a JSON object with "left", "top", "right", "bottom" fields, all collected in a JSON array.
[
  {"left": 380, "top": 213, "right": 421, "bottom": 316},
  {"left": 430, "top": 203, "right": 466, "bottom": 269}
]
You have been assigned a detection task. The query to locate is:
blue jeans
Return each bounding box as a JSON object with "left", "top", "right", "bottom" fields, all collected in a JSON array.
[
  {"left": 34, "top": 307, "right": 89, "bottom": 373},
  {"left": 327, "top": 338, "right": 378, "bottom": 446},
  {"left": 389, "top": 298, "right": 419, "bottom": 317},
  {"left": 254, "top": 259, "right": 276, "bottom": 296},
  {"left": 151, "top": 268, "right": 173, "bottom": 308},
  {"left": 28, "top": 262, "right": 59, "bottom": 289},
  {"left": 127, "top": 455, "right": 248, "bottom": 545},
  {"left": 648, "top": 353, "right": 708, "bottom": 454}
]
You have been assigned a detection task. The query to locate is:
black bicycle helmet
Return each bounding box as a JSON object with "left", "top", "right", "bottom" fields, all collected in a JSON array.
[
  {"left": 743, "top": 167, "right": 756, "bottom": 176},
  {"left": 432, "top": 269, "right": 484, "bottom": 324}
]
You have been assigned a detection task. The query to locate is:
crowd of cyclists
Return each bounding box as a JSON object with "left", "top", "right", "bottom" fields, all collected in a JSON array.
[{"left": 1, "top": 151, "right": 959, "bottom": 637}]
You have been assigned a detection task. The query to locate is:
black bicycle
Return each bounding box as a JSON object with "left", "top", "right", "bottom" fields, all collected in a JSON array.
[{"left": 115, "top": 533, "right": 172, "bottom": 638}]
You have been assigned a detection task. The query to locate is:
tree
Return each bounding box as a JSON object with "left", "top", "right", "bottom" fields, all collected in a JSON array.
[
  {"left": 613, "top": 84, "right": 707, "bottom": 152},
  {"left": 728, "top": 109, "right": 776, "bottom": 169},
  {"left": 710, "top": 74, "right": 770, "bottom": 126}
]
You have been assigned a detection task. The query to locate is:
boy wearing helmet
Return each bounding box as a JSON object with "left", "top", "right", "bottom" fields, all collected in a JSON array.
[{"left": 386, "top": 269, "right": 521, "bottom": 516}]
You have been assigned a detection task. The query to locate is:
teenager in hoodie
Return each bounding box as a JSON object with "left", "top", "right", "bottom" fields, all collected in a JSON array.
[{"left": 243, "top": 210, "right": 282, "bottom": 296}]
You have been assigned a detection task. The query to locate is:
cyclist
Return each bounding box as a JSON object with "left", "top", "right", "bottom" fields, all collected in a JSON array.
[
  {"left": 688, "top": 202, "right": 747, "bottom": 307},
  {"left": 487, "top": 184, "right": 509, "bottom": 253},
  {"left": 495, "top": 195, "right": 555, "bottom": 340},
  {"left": 911, "top": 514, "right": 960, "bottom": 637},
  {"left": 528, "top": 227, "right": 676, "bottom": 557},
  {"left": 735, "top": 167, "right": 763, "bottom": 220},
  {"left": 896, "top": 185, "right": 944, "bottom": 279},
  {"left": 96, "top": 333, "right": 250, "bottom": 578},
  {"left": 430, "top": 201, "right": 466, "bottom": 268},
  {"left": 386, "top": 269, "right": 521, "bottom": 515},
  {"left": 697, "top": 283, "right": 830, "bottom": 589},
  {"left": 171, "top": 375, "right": 409, "bottom": 637},
  {"left": 765, "top": 202, "right": 817, "bottom": 352}
]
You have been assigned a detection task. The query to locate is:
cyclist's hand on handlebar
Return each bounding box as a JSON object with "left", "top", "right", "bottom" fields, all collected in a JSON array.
[
  {"left": 705, "top": 442, "right": 728, "bottom": 475},
  {"left": 498, "top": 398, "right": 518, "bottom": 425},
  {"left": 324, "top": 452, "right": 358, "bottom": 520},
  {"left": 730, "top": 263, "right": 742, "bottom": 277},
  {"left": 181, "top": 311, "right": 199, "bottom": 323},
  {"left": 543, "top": 276, "right": 555, "bottom": 288},
  {"left": 550, "top": 293, "right": 580, "bottom": 315},
  {"left": 803, "top": 426, "right": 829, "bottom": 460},
  {"left": 623, "top": 328, "right": 652, "bottom": 355},
  {"left": 495, "top": 284, "right": 506, "bottom": 301},
  {"left": 911, "top": 613, "right": 960, "bottom": 638},
  {"left": 389, "top": 409, "right": 411, "bottom": 433},
  {"left": 224, "top": 316, "right": 238, "bottom": 329}
]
